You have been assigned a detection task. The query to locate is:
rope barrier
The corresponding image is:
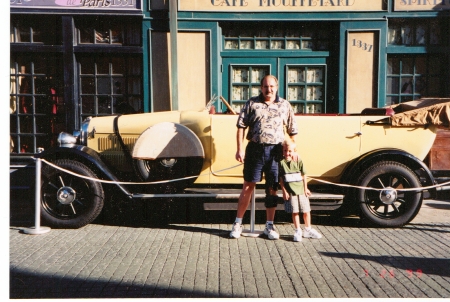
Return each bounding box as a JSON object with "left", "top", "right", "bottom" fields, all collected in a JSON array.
[
  {"left": 307, "top": 176, "right": 450, "bottom": 192},
  {"left": 41, "top": 158, "right": 450, "bottom": 193},
  {"left": 41, "top": 158, "right": 242, "bottom": 185}
]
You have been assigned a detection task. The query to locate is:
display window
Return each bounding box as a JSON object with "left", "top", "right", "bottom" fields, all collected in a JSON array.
[
  {"left": 10, "top": 54, "right": 65, "bottom": 154},
  {"left": 10, "top": 14, "right": 143, "bottom": 154}
]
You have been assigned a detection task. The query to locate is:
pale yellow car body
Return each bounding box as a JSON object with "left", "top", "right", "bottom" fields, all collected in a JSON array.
[{"left": 87, "top": 110, "right": 437, "bottom": 185}]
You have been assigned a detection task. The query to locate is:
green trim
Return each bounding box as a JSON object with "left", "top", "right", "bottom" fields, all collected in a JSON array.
[
  {"left": 221, "top": 50, "right": 329, "bottom": 58},
  {"left": 142, "top": 0, "right": 151, "bottom": 112},
  {"left": 142, "top": 21, "right": 151, "bottom": 112},
  {"left": 170, "top": 0, "right": 179, "bottom": 111}
]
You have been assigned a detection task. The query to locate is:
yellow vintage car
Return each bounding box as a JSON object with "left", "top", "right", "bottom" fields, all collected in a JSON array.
[{"left": 38, "top": 99, "right": 450, "bottom": 229}]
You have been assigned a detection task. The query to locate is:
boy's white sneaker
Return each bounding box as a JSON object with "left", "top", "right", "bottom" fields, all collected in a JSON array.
[
  {"left": 303, "top": 228, "right": 322, "bottom": 239},
  {"left": 263, "top": 224, "right": 280, "bottom": 240},
  {"left": 230, "top": 222, "right": 243, "bottom": 239},
  {"left": 293, "top": 229, "right": 302, "bottom": 242}
]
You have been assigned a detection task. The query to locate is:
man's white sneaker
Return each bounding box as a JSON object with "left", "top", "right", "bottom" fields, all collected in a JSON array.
[
  {"left": 293, "top": 229, "right": 302, "bottom": 242},
  {"left": 230, "top": 222, "right": 243, "bottom": 239},
  {"left": 303, "top": 228, "right": 322, "bottom": 239},
  {"left": 263, "top": 224, "right": 280, "bottom": 240}
]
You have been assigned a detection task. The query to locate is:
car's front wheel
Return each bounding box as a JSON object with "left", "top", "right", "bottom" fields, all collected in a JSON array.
[
  {"left": 356, "top": 161, "right": 423, "bottom": 227},
  {"left": 41, "top": 159, "right": 104, "bottom": 228}
]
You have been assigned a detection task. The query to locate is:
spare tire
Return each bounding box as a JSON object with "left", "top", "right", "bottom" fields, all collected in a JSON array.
[{"left": 132, "top": 122, "right": 205, "bottom": 193}]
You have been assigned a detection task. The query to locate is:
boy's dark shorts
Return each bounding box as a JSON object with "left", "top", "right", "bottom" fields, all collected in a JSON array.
[{"left": 243, "top": 141, "right": 282, "bottom": 207}]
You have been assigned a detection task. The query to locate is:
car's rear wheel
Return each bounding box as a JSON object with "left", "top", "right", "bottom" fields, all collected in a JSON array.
[
  {"left": 134, "top": 157, "right": 204, "bottom": 193},
  {"left": 356, "top": 161, "right": 423, "bottom": 227},
  {"left": 41, "top": 159, "right": 104, "bottom": 228}
]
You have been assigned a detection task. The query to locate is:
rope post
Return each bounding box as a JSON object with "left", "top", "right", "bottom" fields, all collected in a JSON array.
[
  {"left": 23, "top": 158, "right": 51, "bottom": 235},
  {"left": 242, "top": 187, "right": 263, "bottom": 237}
]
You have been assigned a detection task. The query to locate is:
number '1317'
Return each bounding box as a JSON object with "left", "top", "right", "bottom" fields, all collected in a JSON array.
[{"left": 352, "top": 39, "right": 373, "bottom": 52}]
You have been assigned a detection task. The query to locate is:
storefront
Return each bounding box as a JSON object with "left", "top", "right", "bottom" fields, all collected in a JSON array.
[
  {"left": 10, "top": 0, "right": 146, "bottom": 154},
  {"left": 150, "top": 0, "right": 449, "bottom": 113},
  {"left": 9, "top": 0, "right": 450, "bottom": 155}
]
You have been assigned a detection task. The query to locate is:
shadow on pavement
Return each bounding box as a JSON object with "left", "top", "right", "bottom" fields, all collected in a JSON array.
[
  {"left": 10, "top": 267, "right": 234, "bottom": 299},
  {"left": 319, "top": 251, "right": 450, "bottom": 279}
]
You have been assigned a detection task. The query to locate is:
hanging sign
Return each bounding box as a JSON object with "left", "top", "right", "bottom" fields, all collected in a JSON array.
[
  {"left": 178, "top": 0, "right": 385, "bottom": 12},
  {"left": 10, "top": 0, "right": 141, "bottom": 10},
  {"left": 394, "top": 0, "right": 450, "bottom": 11}
]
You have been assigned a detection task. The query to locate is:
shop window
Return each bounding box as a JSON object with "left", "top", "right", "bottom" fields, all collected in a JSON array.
[
  {"left": 10, "top": 55, "right": 65, "bottom": 154},
  {"left": 78, "top": 55, "right": 143, "bottom": 123},
  {"left": 229, "top": 65, "right": 270, "bottom": 112},
  {"left": 386, "top": 55, "right": 442, "bottom": 105},
  {"left": 10, "top": 15, "right": 62, "bottom": 45},
  {"left": 222, "top": 22, "right": 329, "bottom": 51},
  {"left": 286, "top": 65, "right": 325, "bottom": 114},
  {"left": 388, "top": 19, "right": 444, "bottom": 46},
  {"left": 75, "top": 17, "right": 141, "bottom": 46}
]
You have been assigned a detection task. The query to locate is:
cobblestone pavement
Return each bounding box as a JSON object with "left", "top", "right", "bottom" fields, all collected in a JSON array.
[{"left": 9, "top": 198, "right": 450, "bottom": 298}]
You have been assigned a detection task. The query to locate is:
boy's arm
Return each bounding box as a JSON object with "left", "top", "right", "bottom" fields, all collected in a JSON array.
[
  {"left": 303, "top": 174, "right": 311, "bottom": 197},
  {"left": 279, "top": 177, "right": 290, "bottom": 200}
]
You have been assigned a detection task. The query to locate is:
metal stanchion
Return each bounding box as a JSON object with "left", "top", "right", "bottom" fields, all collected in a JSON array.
[
  {"left": 23, "top": 158, "right": 51, "bottom": 235},
  {"left": 241, "top": 188, "right": 263, "bottom": 237}
]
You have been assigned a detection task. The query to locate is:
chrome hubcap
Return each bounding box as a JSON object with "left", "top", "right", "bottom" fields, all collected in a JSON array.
[
  {"left": 57, "top": 186, "right": 76, "bottom": 205},
  {"left": 379, "top": 187, "right": 397, "bottom": 205},
  {"left": 160, "top": 158, "right": 177, "bottom": 167}
]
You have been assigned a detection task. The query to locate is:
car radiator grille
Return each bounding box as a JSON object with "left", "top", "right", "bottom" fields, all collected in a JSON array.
[{"left": 97, "top": 136, "right": 138, "bottom": 172}]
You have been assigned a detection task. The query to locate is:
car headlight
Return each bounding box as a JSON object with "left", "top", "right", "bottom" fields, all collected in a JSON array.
[
  {"left": 72, "top": 117, "right": 92, "bottom": 146},
  {"left": 58, "top": 132, "right": 78, "bottom": 147}
]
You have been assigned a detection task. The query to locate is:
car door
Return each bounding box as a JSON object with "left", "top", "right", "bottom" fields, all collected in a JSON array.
[{"left": 294, "top": 115, "right": 361, "bottom": 182}]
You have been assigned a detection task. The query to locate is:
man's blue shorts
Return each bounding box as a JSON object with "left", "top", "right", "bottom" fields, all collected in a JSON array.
[{"left": 243, "top": 141, "right": 282, "bottom": 192}]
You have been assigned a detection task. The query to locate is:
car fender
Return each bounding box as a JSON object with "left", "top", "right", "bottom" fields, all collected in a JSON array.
[
  {"left": 341, "top": 148, "right": 436, "bottom": 198},
  {"left": 35, "top": 145, "right": 132, "bottom": 197}
]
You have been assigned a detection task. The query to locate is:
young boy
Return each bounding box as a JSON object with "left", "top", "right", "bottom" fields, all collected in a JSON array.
[{"left": 279, "top": 139, "right": 322, "bottom": 242}]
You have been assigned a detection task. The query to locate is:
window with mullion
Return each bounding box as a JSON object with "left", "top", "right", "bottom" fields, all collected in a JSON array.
[
  {"left": 286, "top": 65, "right": 325, "bottom": 114},
  {"left": 221, "top": 22, "right": 330, "bottom": 51},
  {"left": 388, "top": 18, "right": 446, "bottom": 46},
  {"left": 386, "top": 55, "right": 443, "bottom": 106},
  {"left": 230, "top": 65, "right": 270, "bottom": 112},
  {"left": 10, "top": 54, "right": 64, "bottom": 154},
  {"left": 75, "top": 16, "right": 141, "bottom": 46},
  {"left": 10, "top": 15, "right": 61, "bottom": 45},
  {"left": 78, "top": 55, "right": 143, "bottom": 123}
]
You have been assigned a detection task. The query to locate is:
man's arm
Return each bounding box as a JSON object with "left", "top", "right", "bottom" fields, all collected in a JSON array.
[{"left": 236, "top": 127, "right": 245, "bottom": 163}]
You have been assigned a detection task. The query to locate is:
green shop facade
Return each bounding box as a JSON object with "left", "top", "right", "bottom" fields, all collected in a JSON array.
[{"left": 10, "top": 0, "right": 450, "bottom": 155}]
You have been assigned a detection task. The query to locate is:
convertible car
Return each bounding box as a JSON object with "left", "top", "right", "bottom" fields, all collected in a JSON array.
[{"left": 37, "top": 98, "right": 450, "bottom": 229}]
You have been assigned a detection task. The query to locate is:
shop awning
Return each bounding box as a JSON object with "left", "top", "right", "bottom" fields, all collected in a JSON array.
[{"left": 387, "top": 98, "right": 450, "bottom": 129}]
